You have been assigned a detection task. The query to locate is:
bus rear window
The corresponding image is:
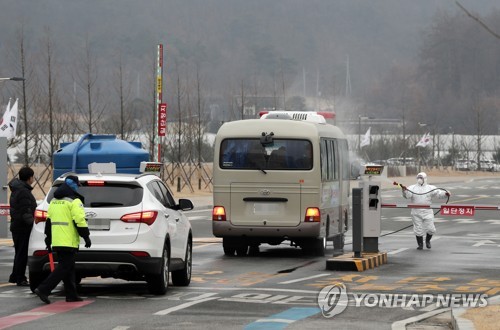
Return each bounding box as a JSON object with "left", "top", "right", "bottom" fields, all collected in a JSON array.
[{"left": 220, "top": 139, "right": 312, "bottom": 170}]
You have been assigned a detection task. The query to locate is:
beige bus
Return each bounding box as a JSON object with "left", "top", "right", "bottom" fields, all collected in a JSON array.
[{"left": 212, "top": 111, "right": 350, "bottom": 256}]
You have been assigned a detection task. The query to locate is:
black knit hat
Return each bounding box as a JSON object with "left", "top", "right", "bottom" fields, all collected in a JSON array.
[{"left": 65, "top": 175, "right": 82, "bottom": 186}]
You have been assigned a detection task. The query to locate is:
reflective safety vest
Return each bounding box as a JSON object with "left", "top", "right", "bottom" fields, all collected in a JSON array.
[{"left": 47, "top": 197, "right": 87, "bottom": 248}]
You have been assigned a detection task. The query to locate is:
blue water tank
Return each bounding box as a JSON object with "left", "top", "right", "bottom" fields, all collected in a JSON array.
[{"left": 53, "top": 134, "right": 149, "bottom": 179}]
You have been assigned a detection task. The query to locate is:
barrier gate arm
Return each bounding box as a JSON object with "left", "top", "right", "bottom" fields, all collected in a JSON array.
[{"left": 381, "top": 203, "right": 500, "bottom": 211}]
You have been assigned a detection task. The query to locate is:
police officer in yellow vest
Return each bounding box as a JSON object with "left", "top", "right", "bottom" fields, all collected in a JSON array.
[{"left": 34, "top": 175, "right": 91, "bottom": 304}]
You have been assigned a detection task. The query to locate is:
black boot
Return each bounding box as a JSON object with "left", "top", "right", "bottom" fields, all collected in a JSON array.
[
  {"left": 426, "top": 234, "right": 432, "bottom": 249},
  {"left": 416, "top": 236, "right": 423, "bottom": 250}
]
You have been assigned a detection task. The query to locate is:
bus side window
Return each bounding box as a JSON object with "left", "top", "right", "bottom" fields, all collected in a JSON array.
[
  {"left": 321, "top": 140, "right": 328, "bottom": 180},
  {"left": 332, "top": 139, "right": 339, "bottom": 180}
]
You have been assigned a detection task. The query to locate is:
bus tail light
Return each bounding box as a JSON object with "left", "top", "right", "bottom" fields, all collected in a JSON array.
[
  {"left": 34, "top": 210, "right": 48, "bottom": 224},
  {"left": 304, "top": 207, "right": 320, "bottom": 222},
  {"left": 120, "top": 211, "right": 158, "bottom": 225},
  {"left": 212, "top": 206, "right": 226, "bottom": 221}
]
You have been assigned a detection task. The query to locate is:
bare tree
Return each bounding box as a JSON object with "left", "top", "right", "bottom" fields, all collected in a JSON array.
[
  {"left": 239, "top": 78, "right": 246, "bottom": 119},
  {"left": 12, "top": 25, "right": 36, "bottom": 165},
  {"left": 40, "top": 27, "right": 58, "bottom": 157},
  {"left": 117, "top": 54, "right": 127, "bottom": 139},
  {"left": 455, "top": 1, "right": 500, "bottom": 40},
  {"left": 103, "top": 52, "right": 134, "bottom": 140},
  {"left": 174, "top": 61, "right": 184, "bottom": 163},
  {"left": 195, "top": 63, "right": 205, "bottom": 166},
  {"left": 73, "top": 36, "right": 106, "bottom": 133}
]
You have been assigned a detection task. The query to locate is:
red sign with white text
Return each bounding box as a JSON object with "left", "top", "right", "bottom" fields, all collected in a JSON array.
[
  {"left": 440, "top": 205, "right": 475, "bottom": 216},
  {"left": 158, "top": 103, "right": 167, "bottom": 136}
]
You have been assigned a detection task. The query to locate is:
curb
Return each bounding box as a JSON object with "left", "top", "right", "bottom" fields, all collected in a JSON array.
[
  {"left": 451, "top": 308, "right": 475, "bottom": 330},
  {"left": 326, "top": 251, "right": 388, "bottom": 272},
  {"left": 391, "top": 307, "right": 450, "bottom": 330}
]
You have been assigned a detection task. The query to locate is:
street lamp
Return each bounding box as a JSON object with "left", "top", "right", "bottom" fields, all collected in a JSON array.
[{"left": 0, "top": 77, "right": 25, "bottom": 82}]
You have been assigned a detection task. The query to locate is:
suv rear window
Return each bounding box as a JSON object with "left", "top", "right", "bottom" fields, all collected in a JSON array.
[{"left": 47, "top": 183, "right": 143, "bottom": 208}]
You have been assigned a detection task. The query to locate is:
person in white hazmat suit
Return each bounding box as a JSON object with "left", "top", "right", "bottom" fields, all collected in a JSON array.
[{"left": 401, "top": 172, "right": 450, "bottom": 250}]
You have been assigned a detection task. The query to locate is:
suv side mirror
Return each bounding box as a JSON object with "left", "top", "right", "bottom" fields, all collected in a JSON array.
[{"left": 178, "top": 199, "right": 194, "bottom": 211}]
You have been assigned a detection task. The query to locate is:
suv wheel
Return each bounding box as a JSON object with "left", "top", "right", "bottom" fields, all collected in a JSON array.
[
  {"left": 147, "top": 244, "right": 170, "bottom": 295},
  {"left": 172, "top": 239, "right": 192, "bottom": 286}
]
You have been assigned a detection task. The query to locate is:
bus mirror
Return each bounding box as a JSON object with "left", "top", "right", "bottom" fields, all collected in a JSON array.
[{"left": 260, "top": 132, "right": 274, "bottom": 145}]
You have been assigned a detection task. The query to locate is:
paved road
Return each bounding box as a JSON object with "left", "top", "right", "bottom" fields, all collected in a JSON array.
[{"left": 0, "top": 177, "right": 498, "bottom": 329}]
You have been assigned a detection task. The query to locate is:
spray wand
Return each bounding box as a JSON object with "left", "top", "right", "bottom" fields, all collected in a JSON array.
[{"left": 393, "top": 181, "right": 450, "bottom": 214}]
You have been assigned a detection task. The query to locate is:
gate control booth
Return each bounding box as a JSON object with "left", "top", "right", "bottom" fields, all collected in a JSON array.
[{"left": 326, "top": 164, "right": 387, "bottom": 272}]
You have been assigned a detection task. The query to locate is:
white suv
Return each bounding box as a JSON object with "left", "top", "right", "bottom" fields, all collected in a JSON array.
[{"left": 28, "top": 172, "right": 193, "bottom": 295}]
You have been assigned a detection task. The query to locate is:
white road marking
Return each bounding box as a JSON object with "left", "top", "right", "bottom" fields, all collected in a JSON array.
[
  {"left": 254, "top": 318, "right": 294, "bottom": 324},
  {"left": 387, "top": 248, "right": 409, "bottom": 255},
  {"left": 278, "top": 274, "right": 330, "bottom": 284},
  {"left": 485, "top": 220, "right": 500, "bottom": 225},
  {"left": 154, "top": 297, "right": 218, "bottom": 315},
  {"left": 193, "top": 243, "right": 217, "bottom": 250},
  {"left": 472, "top": 240, "right": 498, "bottom": 247},
  {"left": 112, "top": 327, "right": 130, "bottom": 330}
]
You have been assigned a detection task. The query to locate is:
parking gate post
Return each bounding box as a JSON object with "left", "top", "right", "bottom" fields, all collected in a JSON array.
[
  {"left": 352, "top": 188, "right": 363, "bottom": 258},
  {"left": 359, "top": 165, "right": 384, "bottom": 253}
]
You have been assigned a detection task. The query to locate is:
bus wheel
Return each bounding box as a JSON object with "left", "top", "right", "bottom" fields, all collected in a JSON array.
[
  {"left": 302, "top": 238, "right": 326, "bottom": 256},
  {"left": 314, "top": 237, "right": 327, "bottom": 256},
  {"left": 248, "top": 245, "right": 260, "bottom": 256},
  {"left": 236, "top": 246, "right": 249, "bottom": 256},
  {"left": 223, "top": 238, "right": 236, "bottom": 256},
  {"left": 333, "top": 234, "right": 345, "bottom": 250},
  {"left": 333, "top": 234, "right": 345, "bottom": 256}
]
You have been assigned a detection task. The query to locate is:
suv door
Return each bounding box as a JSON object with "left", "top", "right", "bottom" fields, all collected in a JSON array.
[
  {"left": 146, "top": 181, "right": 181, "bottom": 259},
  {"left": 156, "top": 181, "right": 189, "bottom": 259}
]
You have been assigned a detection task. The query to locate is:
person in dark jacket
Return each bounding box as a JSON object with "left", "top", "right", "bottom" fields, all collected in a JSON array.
[
  {"left": 9, "top": 166, "right": 37, "bottom": 286},
  {"left": 34, "top": 175, "right": 91, "bottom": 304}
]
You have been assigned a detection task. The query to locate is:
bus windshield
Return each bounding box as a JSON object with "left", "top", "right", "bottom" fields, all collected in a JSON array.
[{"left": 220, "top": 138, "right": 312, "bottom": 170}]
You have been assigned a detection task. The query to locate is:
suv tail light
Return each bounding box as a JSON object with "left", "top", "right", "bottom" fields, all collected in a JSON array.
[
  {"left": 34, "top": 210, "right": 48, "bottom": 224},
  {"left": 304, "top": 207, "right": 320, "bottom": 222},
  {"left": 120, "top": 211, "right": 158, "bottom": 226},
  {"left": 87, "top": 180, "right": 105, "bottom": 186},
  {"left": 212, "top": 206, "right": 226, "bottom": 221},
  {"left": 33, "top": 250, "right": 49, "bottom": 257}
]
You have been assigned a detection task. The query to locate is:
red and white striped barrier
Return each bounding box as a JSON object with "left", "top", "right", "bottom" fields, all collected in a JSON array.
[
  {"left": 0, "top": 204, "right": 9, "bottom": 216},
  {"left": 381, "top": 203, "right": 500, "bottom": 217}
]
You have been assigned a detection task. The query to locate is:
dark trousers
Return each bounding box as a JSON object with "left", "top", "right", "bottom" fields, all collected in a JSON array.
[
  {"left": 37, "top": 249, "right": 78, "bottom": 299},
  {"left": 9, "top": 231, "right": 30, "bottom": 283}
]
